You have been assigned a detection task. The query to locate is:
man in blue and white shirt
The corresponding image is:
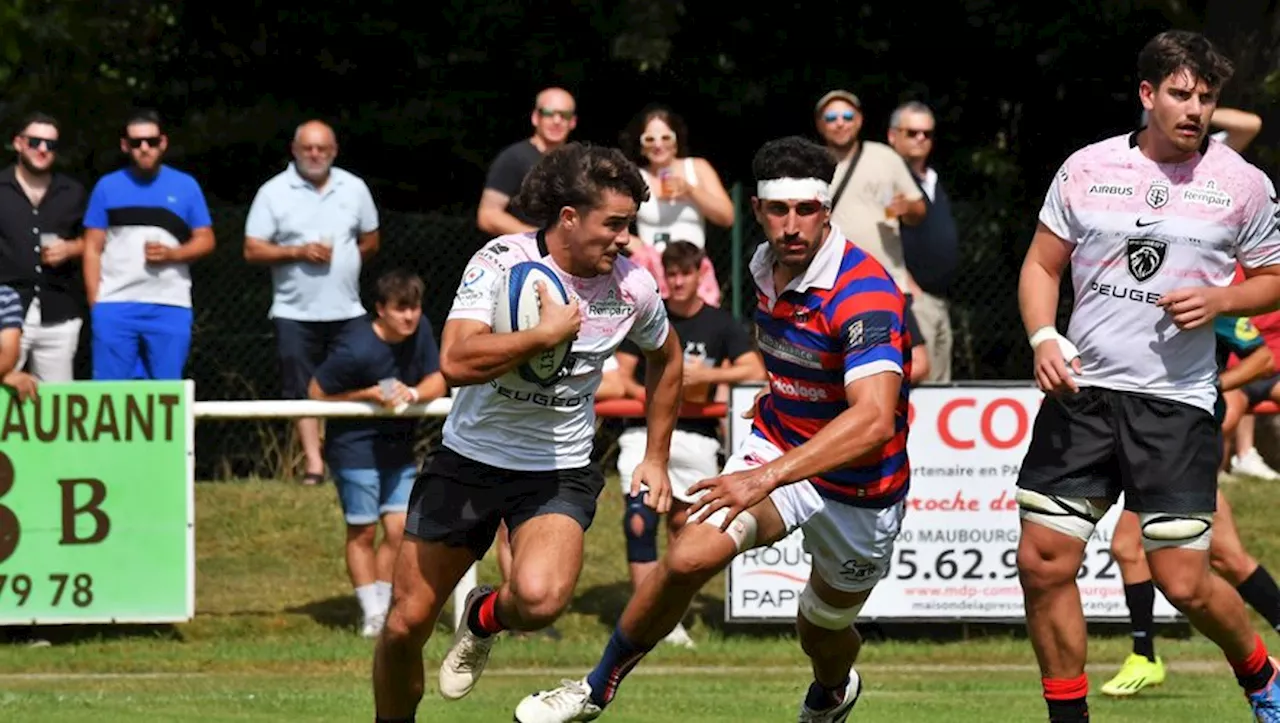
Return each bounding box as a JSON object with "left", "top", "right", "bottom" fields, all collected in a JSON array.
[
  {"left": 0, "top": 284, "right": 37, "bottom": 399},
  {"left": 244, "top": 120, "right": 380, "bottom": 485},
  {"left": 82, "top": 109, "right": 215, "bottom": 380}
]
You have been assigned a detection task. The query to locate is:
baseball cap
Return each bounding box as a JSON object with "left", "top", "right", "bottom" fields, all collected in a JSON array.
[{"left": 815, "top": 89, "right": 862, "bottom": 115}]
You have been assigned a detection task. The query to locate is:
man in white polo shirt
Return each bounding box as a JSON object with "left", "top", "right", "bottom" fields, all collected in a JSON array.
[{"left": 244, "top": 120, "right": 380, "bottom": 485}]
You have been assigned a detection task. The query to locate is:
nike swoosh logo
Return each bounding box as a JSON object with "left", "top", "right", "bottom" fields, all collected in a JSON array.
[{"left": 1135, "top": 219, "right": 1160, "bottom": 227}]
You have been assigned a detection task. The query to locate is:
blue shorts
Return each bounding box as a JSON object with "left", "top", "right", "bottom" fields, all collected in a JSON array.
[
  {"left": 274, "top": 317, "right": 365, "bottom": 398},
  {"left": 333, "top": 464, "right": 417, "bottom": 525},
  {"left": 91, "top": 302, "right": 192, "bottom": 380}
]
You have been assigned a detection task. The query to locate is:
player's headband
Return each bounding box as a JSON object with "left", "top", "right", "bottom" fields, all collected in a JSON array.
[{"left": 756, "top": 177, "right": 831, "bottom": 207}]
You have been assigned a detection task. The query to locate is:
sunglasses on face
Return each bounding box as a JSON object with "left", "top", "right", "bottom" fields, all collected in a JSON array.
[
  {"left": 537, "top": 108, "right": 575, "bottom": 121},
  {"left": 641, "top": 133, "right": 674, "bottom": 146},
  {"left": 898, "top": 128, "right": 934, "bottom": 140},
  {"left": 24, "top": 136, "right": 57, "bottom": 152},
  {"left": 126, "top": 136, "right": 161, "bottom": 149},
  {"left": 824, "top": 110, "right": 856, "bottom": 123}
]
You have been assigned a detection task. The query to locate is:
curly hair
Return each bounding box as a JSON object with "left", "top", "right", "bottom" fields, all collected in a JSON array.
[
  {"left": 619, "top": 105, "right": 690, "bottom": 166},
  {"left": 511, "top": 142, "right": 650, "bottom": 227},
  {"left": 751, "top": 136, "right": 836, "bottom": 184}
]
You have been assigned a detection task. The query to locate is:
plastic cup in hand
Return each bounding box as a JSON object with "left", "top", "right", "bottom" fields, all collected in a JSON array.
[
  {"left": 659, "top": 170, "right": 674, "bottom": 199},
  {"left": 39, "top": 233, "right": 60, "bottom": 249},
  {"left": 318, "top": 234, "right": 335, "bottom": 249},
  {"left": 379, "top": 378, "right": 397, "bottom": 399}
]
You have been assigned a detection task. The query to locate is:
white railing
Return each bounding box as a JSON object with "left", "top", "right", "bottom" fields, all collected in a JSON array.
[{"left": 193, "top": 397, "right": 476, "bottom": 631}]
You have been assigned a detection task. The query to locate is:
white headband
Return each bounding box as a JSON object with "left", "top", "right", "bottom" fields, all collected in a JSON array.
[{"left": 756, "top": 177, "right": 832, "bottom": 206}]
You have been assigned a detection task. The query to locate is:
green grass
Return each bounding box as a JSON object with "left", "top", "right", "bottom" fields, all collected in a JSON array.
[{"left": 1, "top": 476, "right": 1278, "bottom": 720}]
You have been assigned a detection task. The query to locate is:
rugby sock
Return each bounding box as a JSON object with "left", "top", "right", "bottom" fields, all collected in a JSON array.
[
  {"left": 803, "top": 676, "right": 849, "bottom": 711},
  {"left": 1042, "top": 674, "right": 1088, "bottom": 722},
  {"left": 375, "top": 580, "right": 393, "bottom": 614},
  {"left": 466, "top": 590, "right": 506, "bottom": 638},
  {"left": 1229, "top": 634, "right": 1275, "bottom": 692},
  {"left": 1124, "top": 580, "right": 1157, "bottom": 661},
  {"left": 355, "top": 584, "right": 380, "bottom": 619},
  {"left": 1237, "top": 566, "right": 1280, "bottom": 633},
  {"left": 374, "top": 717, "right": 413, "bottom": 723},
  {"left": 585, "top": 626, "right": 654, "bottom": 708}
]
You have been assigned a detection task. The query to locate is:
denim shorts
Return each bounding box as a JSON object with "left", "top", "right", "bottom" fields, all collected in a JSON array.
[{"left": 332, "top": 464, "right": 417, "bottom": 525}]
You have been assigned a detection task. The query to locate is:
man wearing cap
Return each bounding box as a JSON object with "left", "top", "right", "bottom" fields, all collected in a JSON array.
[{"left": 815, "top": 90, "right": 930, "bottom": 381}]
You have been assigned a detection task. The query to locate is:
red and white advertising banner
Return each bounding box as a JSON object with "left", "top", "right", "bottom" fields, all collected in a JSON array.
[{"left": 725, "top": 384, "right": 1180, "bottom": 622}]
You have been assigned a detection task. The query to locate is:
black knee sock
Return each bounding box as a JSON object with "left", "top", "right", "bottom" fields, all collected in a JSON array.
[
  {"left": 1237, "top": 566, "right": 1280, "bottom": 633},
  {"left": 375, "top": 717, "right": 414, "bottom": 723},
  {"left": 1124, "top": 580, "right": 1156, "bottom": 661}
]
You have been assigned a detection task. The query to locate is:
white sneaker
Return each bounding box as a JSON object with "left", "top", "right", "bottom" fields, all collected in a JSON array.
[
  {"left": 438, "top": 585, "right": 498, "bottom": 700},
  {"left": 514, "top": 678, "right": 603, "bottom": 722},
  {"left": 1232, "top": 448, "right": 1280, "bottom": 480},
  {"left": 661, "top": 622, "right": 695, "bottom": 649},
  {"left": 797, "top": 670, "right": 862, "bottom": 722},
  {"left": 360, "top": 612, "right": 386, "bottom": 639}
]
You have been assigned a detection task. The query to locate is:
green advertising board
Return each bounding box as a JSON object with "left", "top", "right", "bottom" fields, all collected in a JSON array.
[{"left": 0, "top": 380, "right": 193, "bottom": 624}]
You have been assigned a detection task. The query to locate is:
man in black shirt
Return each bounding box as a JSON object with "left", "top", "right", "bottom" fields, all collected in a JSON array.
[
  {"left": 614, "top": 241, "right": 765, "bottom": 648},
  {"left": 0, "top": 113, "right": 87, "bottom": 381},
  {"left": 475, "top": 87, "right": 577, "bottom": 237}
]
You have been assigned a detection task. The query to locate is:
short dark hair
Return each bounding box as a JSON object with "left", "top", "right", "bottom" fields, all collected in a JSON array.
[
  {"left": 751, "top": 136, "right": 836, "bottom": 185},
  {"left": 122, "top": 108, "right": 163, "bottom": 137},
  {"left": 620, "top": 104, "right": 690, "bottom": 165},
  {"left": 661, "top": 241, "right": 705, "bottom": 272},
  {"left": 511, "top": 142, "right": 649, "bottom": 227},
  {"left": 1137, "top": 30, "right": 1234, "bottom": 91},
  {"left": 375, "top": 269, "right": 424, "bottom": 307},
  {"left": 16, "top": 112, "right": 59, "bottom": 137}
]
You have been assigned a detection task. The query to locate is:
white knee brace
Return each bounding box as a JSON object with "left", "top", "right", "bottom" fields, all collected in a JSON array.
[
  {"left": 1016, "top": 488, "right": 1111, "bottom": 542},
  {"left": 1138, "top": 511, "right": 1213, "bottom": 551},
  {"left": 798, "top": 582, "right": 865, "bottom": 630}
]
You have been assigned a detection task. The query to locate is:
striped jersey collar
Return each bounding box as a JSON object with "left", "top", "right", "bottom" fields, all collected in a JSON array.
[{"left": 749, "top": 225, "right": 846, "bottom": 303}]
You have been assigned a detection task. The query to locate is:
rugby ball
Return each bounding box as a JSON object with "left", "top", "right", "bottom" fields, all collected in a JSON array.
[{"left": 492, "top": 261, "right": 573, "bottom": 386}]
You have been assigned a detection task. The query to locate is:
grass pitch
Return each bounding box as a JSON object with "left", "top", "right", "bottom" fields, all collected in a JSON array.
[{"left": 2, "top": 476, "right": 1278, "bottom": 721}]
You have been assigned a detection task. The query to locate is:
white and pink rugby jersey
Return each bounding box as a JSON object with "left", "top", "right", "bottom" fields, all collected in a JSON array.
[
  {"left": 1042, "top": 132, "right": 1280, "bottom": 413},
  {"left": 443, "top": 232, "right": 670, "bottom": 471}
]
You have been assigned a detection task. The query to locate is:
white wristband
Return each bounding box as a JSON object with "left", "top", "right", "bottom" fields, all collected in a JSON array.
[
  {"left": 1028, "top": 326, "right": 1060, "bottom": 350},
  {"left": 1029, "top": 326, "right": 1081, "bottom": 364}
]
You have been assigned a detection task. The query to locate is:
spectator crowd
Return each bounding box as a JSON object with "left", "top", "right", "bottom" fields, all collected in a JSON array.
[{"left": 2, "top": 87, "right": 1274, "bottom": 642}]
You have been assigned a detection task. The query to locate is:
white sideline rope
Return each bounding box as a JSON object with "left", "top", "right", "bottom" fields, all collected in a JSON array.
[{"left": 192, "top": 397, "right": 473, "bottom": 630}]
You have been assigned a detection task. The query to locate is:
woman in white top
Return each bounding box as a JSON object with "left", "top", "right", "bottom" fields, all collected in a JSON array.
[{"left": 623, "top": 106, "right": 734, "bottom": 305}]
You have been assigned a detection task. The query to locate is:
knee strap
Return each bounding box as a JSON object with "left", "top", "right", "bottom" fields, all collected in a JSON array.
[
  {"left": 798, "top": 582, "right": 865, "bottom": 630},
  {"left": 1139, "top": 511, "right": 1213, "bottom": 551},
  {"left": 624, "top": 493, "right": 660, "bottom": 563}
]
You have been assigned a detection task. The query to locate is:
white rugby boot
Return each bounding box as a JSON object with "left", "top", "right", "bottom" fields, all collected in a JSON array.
[
  {"left": 438, "top": 585, "right": 498, "bottom": 700},
  {"left": 514, "top": 678, "right": 603, "bottom": 722}
]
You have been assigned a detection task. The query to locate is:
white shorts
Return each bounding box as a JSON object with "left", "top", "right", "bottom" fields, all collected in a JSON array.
[
  {"left": 617, "top": 427, "right": 722, "bottom": 503},
  {"left": 702, "top": 433, "right": 905, "bottom": 593}
]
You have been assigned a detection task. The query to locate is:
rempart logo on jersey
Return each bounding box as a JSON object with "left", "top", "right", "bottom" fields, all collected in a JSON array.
[{"left": 1126, "top": 238, "right": 1167, "bottom": 283}]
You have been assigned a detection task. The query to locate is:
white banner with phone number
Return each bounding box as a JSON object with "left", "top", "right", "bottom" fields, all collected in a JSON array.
[{"left": 724, "top": 384, "right": 1181, "bottom": 622}]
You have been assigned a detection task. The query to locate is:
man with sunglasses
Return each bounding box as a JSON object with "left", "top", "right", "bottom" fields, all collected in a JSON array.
[
  {"left": 476, "top": 87, "right": 577, "bottom": 237},
  {"left": 815, "top": 90, "right": 930, "bottom": 383},
  {"left": 83, "top": 109, "right": 215, "bottom": 380},
  {"left": 888, "top": 101, "right": 959, "bottom": 383},
  {"left": 0, "top": 112, "right": 88, "bottom": 382}
]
